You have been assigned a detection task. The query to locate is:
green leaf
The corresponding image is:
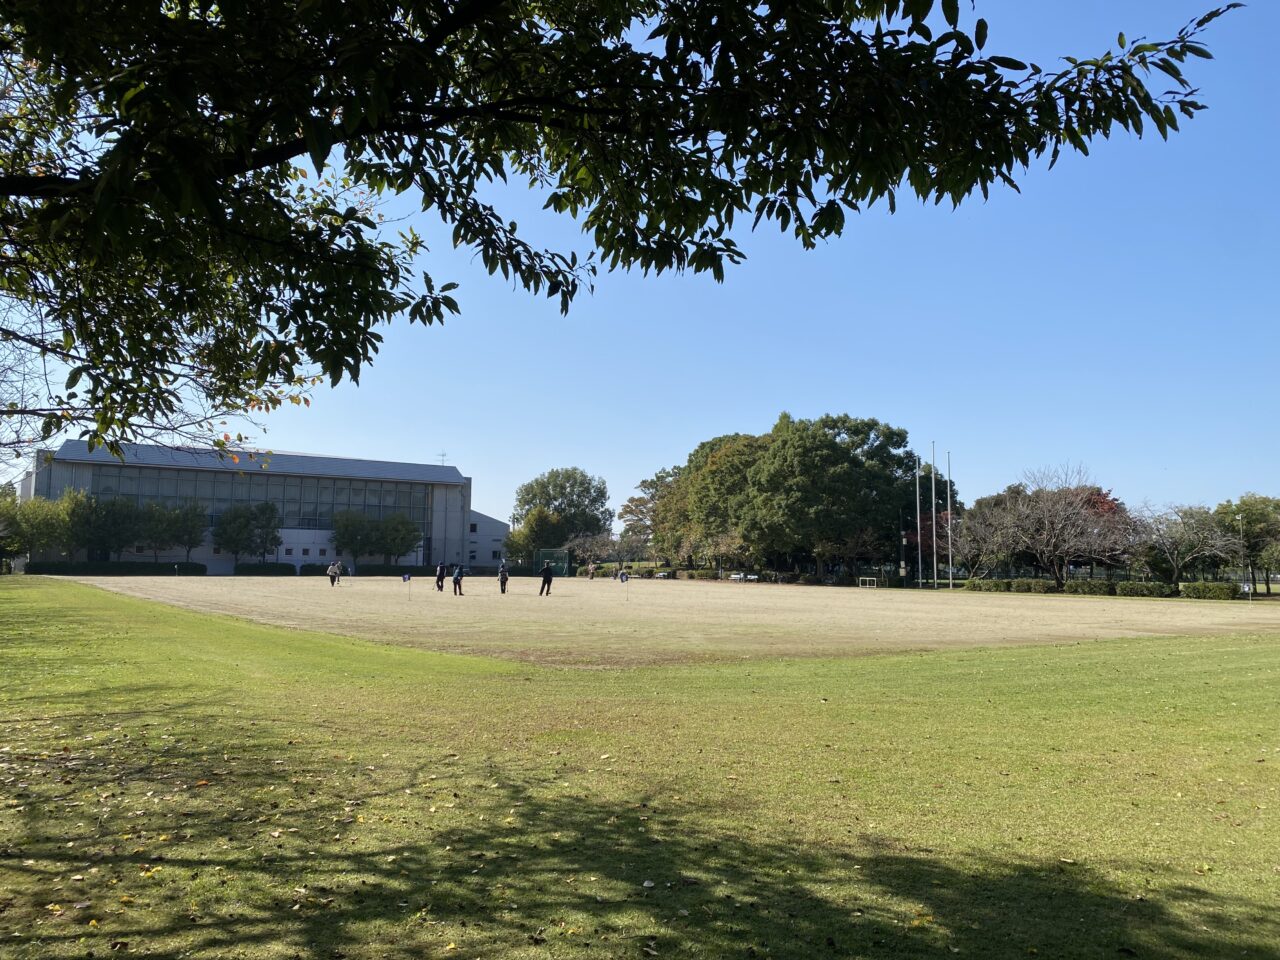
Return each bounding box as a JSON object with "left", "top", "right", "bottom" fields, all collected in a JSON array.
[{"left": 988, "top": 56, "right": 1028, "bottom": 71}]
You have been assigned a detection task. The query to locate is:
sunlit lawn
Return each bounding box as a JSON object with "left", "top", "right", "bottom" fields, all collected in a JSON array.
[{"left": 1, "top": 577, "right": 1277, "bottom": 959}]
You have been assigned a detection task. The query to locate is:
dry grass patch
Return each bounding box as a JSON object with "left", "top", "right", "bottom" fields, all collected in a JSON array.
[{"left": 70, "top": 575, "right": 1280, "bottom": 666}]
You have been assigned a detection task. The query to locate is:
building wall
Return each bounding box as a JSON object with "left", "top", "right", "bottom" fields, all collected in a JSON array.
[
  {"left": 21, "top": 449, "right": 475, "bottom": 574},
  {"left": 468, "top": 511, "right": 510, "bottom": 567}
]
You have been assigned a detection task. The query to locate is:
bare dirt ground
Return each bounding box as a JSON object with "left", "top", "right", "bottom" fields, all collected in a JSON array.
[{"left": 66, "top": 574, "right": 1280, "bottom": 667}]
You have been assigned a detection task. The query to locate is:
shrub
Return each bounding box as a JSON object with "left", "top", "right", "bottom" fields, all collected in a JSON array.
[
  {"left": 1063, "top": 580, "right": 1116, "bottom": 596},
  {"left": 298, "top": 563, "right": 330, "bottom": 576},
  {"left": 1180, "top": 581, "right": 1241, "bottom": 601},
  {"left": 965, "top": 578, "right": 1011, "bottom": 592},
  {"left": 24, "top": 560, "right": 206, "bottom": 576},
  {"left": 1013, "top": 578, "right": 1054, "bottom": 593},
  {"left": 1114, "top": 581, "right": 1177, "bottom": 598},
  {"left": 234, "top": 562, "right": 296, "bottom": 576}
]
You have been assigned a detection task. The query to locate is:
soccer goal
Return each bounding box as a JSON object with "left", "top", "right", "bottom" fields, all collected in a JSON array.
[
  {"left": 533, "top": 548, "right": 572, "bottom": 576},
  {"left": 858, "top": 577, "right": 879, "bottom": 588}
]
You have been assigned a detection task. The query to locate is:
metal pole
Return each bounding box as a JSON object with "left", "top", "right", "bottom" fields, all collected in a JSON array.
[
  {"left": 899, "top": 508, "right": 907, "bottom": 585},
  {"left": 946, "top": 450, "right": 954, "bottom": 590},
  {"left": 931, "top": 441, "right": 938, "bottom": 589},
  {"left": 915, "top": 458, "right": 923, "bottom": 588},
  {"left": 1237, "top": 513, "right": 1249, "bottom": 601}
]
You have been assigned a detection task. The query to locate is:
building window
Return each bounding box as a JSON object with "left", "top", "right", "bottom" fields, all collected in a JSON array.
[
  {"left": 135, "top": 545, "right": 145, "bottom": 554},
  {"left": 469, "top": 523, "right": 477, "bottom": 533},
  {"left": 319, "top": 548, "right": 327, "bottom": 557},
  {"left": 302, "top": 548, "right": 310, "bottom": 556},
  {"left": 492, "top": 550, "right": 501, "bottom": 560},
  {"left": 468, "top": 550, "right": 476, "bottom": 561},
  {"left": 285, "top": 548, "right": 293, "bottom": 556}
]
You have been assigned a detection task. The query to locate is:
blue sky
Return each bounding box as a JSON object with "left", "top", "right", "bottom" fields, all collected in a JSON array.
[{"left": 226, "top": 1, "right": 1277, "bottom": 524}]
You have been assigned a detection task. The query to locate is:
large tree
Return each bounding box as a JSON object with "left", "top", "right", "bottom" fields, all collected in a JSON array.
[
  {"left": 371, "top": 513, "right": 423, "bottom": 565},
  {"left": 511, "top": 468, "right": 611, "bottom": 539},
  {"left": 0, "top": 1, "right": 1237, "bottom": 454},
  {"left": 171, "top": 502, "right": 209, "bottom": 562},
  {"left": 739, "top": 414, "right": 928, "bottom": 570},
  {"left": 212, "top": 504, "right": 257, "bottom": 566},
  {"left": 1137, "top": 504, "right": 1233, "bottom": 587},
  {"left": 67, "top": 495, "right": 142, "bottom": 561},
  {"left": 1004, "top": 467, "right": 1133, "bottom": 588},
  {"left": 331, "top": 510, "right": 377, "bottom": 569},
  {"left": 1214, "top": 495, "right": 1280, "bottom": 594},
  {"left": 504, "top": 506, "right": 568, "bottom": 564}
]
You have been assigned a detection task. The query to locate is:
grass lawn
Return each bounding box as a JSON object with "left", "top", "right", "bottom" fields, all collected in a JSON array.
[
  {"left": 74, "top": 574, "right": 1280, "bottom": 666},
  {"left": 1, "top": 577, "right": 1278, "bottom": 959}
]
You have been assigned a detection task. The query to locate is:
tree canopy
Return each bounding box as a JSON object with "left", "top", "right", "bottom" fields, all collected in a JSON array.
[
  {"left": 642, "top": 412, "right": 952, "bottom": 573},
  {"left": 511, "top": 467, "right": 612, "bottom": 539},
  {"left": 0, "top": 1, "right": 1238, "bottom": 454}
]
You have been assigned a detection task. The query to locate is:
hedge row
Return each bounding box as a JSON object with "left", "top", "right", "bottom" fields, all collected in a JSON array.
[
  {"left": 1180, "top": 581, "right": 1240, "bottom": 601},
  {"left": 1010, "top": 578, "right": 1054, "bottom": 593},
  {"left": 233, "top": 562, "right": 297, "bottom": 576},
  {"left": 1063, "top": 580, "right": 1116, "bottom": 596},
  {"left": 965, "top": 578, "right": 1235, "bottom": 599},
  {"left": 25, "top": 560, "right": 207, "bottom": 576},
  {"left": 1113, "top": 581, "right": 1177, "bottom": 598},
  {"left": 965, "top": 579, "right": 1012, "bottom": 592}
]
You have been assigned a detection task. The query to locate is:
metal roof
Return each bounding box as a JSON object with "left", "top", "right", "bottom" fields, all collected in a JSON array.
[{"left": 51, "top": 440, "right": 466, "bottom": 485}]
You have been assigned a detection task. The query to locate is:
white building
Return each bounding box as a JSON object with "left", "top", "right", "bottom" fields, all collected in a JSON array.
[
  {"left": 468, "top": 510, "right": 510, "bottom": 568},
  {"left": 19, "top": 440, "right": 493, "bottom": 574}
]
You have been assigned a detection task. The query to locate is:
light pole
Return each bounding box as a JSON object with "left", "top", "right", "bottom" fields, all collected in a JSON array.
[{"left": 1236, "top": 513, "right": 1250, "bottom": 600}]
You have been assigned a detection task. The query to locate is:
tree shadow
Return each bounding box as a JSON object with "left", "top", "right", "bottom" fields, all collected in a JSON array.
[{"left": 3, "top": 706, "right": 1277, "bottom": 960}]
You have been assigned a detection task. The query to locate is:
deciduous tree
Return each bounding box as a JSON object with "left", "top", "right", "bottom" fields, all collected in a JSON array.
[
  {"left": 504, "top": 506, "right": 567, "bottom": 564},
  {"left": 372, "top": 513, "right": 423, "bottom": 565},
  {"left": 511, "top": 468, "right": 611, "bottom": 540},
  {"left": 0, "top": 1, "right": 1238, "bottom": 453},
  {"left": 331, "top": 511, "right": 377, "bottom": 569},
  {"left": 171, "top": 503, "right": 209, "bottom": 562},
  {"left": 212, "top": 504, "right": 257, "bottom": 566},
  {"left": 1137, "top": 504, "right": 1233, "bottom": 586}
]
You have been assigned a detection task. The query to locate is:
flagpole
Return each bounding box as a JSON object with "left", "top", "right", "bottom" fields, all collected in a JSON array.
[
  {"left": 931, "top": 441, "right": 938, "bottom": 590},
  {"left": 946, "top": 451, "right": 954, "bottom": 590},
  {"left": 915, "top": 457, "right": 923, "bottom": 589}
]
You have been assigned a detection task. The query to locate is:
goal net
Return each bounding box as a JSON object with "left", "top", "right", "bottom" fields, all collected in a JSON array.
[
  {"left": 533, "top": 548, "right": 572, "bottom": 576},
  {"left": 858, "top": 577, "right": 879, "bottom": 588}
]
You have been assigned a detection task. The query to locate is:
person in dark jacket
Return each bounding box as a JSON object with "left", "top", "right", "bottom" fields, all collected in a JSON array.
[
  {"left": 498, "top": 561, "right": 509, "bottom": 594},
  {"left": 435, "top": 562, "right": 447, "bottom": 592},
  {"left": 452, "top": 564, "right": 465, "bottom": 596},
  {"left": 539, "top": 561, "right": 555, "bottom": 596}
]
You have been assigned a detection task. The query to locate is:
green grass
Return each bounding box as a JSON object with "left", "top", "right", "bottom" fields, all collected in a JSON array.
[{"left": 1, "top": 577, "right": 1278, "bottom": 959}]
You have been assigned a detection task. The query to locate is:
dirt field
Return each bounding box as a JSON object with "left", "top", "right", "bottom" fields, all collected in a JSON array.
[{"left": 65, "top": 574, "right": 1280, "bottom": 667}]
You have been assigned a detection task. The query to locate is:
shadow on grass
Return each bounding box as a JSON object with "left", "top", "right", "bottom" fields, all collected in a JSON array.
[{"left": 2, "top": 705, "right": 1277, "bottom": 960}]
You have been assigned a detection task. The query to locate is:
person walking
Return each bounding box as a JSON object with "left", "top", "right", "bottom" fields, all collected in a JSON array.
[
  {"left": 452, "top": 564, "right": 465, "bottom": 596},
  {"left": 539, "top": 561, "right": 555, "bottom": 597},
  {"left": 499, "top": 564, "right": 509, "bottom": 595},
  {"left": 326, "top": 561, "right": 341, "bottom": 587},
  {"left": 435, "top": 561, "right": 447, "bottom": 592}
]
